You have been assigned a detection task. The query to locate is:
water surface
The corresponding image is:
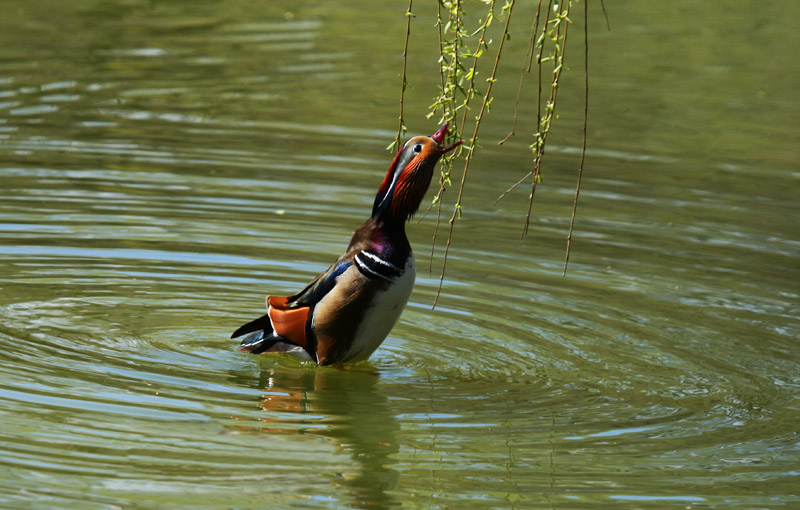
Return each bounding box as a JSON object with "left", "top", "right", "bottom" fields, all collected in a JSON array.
[{"left": 1, "top": 1, "right": 798, "bottom": 508}]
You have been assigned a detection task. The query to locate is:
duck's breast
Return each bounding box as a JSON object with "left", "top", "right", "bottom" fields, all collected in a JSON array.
[{"left": 312, "top": 255, "right": 415, "bottom": 364}]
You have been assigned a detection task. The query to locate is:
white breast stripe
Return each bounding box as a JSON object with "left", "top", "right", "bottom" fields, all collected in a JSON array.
[
  {"left": 354, "top": 253, "right": 392, "bottom": 280},
  {"left": 360, "top": 251, "right": 401, "bottom": 272}
]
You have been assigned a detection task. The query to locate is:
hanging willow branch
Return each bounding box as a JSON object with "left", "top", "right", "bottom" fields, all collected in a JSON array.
[
  {"left": 499, "top": 0, "right": 542, "bottom": 145},
  {"left": 394, "top": 0, "right": 595, "bottom": 306},
  {"left": 434, "top": 0, "right": 515, "bottom": 307},
  {"left": 389, "top": 0, "right": 415, "bottom": 153},
  {"left": 422, "top": 0, "right": 464, "bottom": 274},
  {"left": 425, "top": 0, "right": 498, "bottom": 278},
  {"left": 563, "top": 0, "right": 589, "bottom": 276},
  {"left": 521, "top": 0, "right": 571, "bottom": 238}
]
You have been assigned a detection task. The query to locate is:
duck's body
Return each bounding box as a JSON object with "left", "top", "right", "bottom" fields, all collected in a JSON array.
[{"left": 232, "top": 123, "right": 461, "bottom": 365}]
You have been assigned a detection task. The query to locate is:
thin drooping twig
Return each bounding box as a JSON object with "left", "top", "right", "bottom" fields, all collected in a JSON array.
[
  {"left": 457, "top": 1, "right": 496, "bottom": 136},
  {"left": 563, "top": 0, "right": 589, "bottom": 276},
  {"left": 600, "top": 0, "right": 611, "bottom": 31},
  {"left": 391, "top": 0, "right": 414, "bottom": 152},
  {"left": 529, "top": 0, "right": 553, "bottom": 210},
  {"left": 495, "top": 0, "right": 552, "bottom": 203},
  {"left": 427, "top": 185, "right": 445, "bottom": 274},
  {"left": 499, "top": 0, "right": 542, "bottom": 145},
  {"left": 435, "top": 0, "right": 447, "bottom": 92},
  {"left": 433, "top": 0, "right": 516, "bottom": 308},
  {"left": 522, "top": 0, "right": 569, "bottom": 238},
  {"left": 494, "top": 169, "right": 533, "bottom": 205},
  {"left": 425, "top": 1, "right": 461, "bottom": 273}
]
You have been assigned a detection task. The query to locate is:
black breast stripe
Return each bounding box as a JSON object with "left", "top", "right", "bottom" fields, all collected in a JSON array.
[{"left": 354, "top": 251, "right": 403, "bottom": 281}]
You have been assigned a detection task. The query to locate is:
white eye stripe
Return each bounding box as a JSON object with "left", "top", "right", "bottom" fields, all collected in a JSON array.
[
  {"left": 377, "top": 138, "right": 427, "bottom": 211},
  {"left": 378, "top": 142, "right": 421, "bottom": 209}
]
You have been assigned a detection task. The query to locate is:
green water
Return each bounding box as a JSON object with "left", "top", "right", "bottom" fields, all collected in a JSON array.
[{"left": 1, "top": 1, "right": 798, "bottom": 508}]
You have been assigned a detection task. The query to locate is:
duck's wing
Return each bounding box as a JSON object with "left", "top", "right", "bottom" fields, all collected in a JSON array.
[{"left": 232, "top": 257, "right": 354, "bottom": 359}]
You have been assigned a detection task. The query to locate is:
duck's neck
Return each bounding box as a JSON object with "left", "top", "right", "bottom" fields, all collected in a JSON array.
[
  {"left": 350, "top": 216, "right": 411, "bottom": 265},
  {"left": 372, "top": 159, "right": 435, "bottom": 225}
]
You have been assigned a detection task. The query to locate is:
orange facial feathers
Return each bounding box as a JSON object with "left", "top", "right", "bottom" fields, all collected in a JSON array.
[{"left": 388, "top": 143, "right": 438, "bottom": 220}]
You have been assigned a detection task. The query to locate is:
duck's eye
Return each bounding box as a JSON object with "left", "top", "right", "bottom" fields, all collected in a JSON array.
[{"left": 412, "top": 143, "right": 423, "bottom": 154}]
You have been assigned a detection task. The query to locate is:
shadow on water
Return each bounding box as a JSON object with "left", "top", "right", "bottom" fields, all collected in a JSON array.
[{"left": 229, "top": 362, "right": 400, "bottom": 509}]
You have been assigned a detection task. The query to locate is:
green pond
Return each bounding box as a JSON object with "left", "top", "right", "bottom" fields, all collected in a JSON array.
[{"left": 1, "top": 1, "right": 798, "bottom": 508}]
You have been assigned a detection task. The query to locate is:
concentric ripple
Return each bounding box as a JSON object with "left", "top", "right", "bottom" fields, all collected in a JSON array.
[{"left": 1, "top": 0, "right": 799, "bottom": 508}]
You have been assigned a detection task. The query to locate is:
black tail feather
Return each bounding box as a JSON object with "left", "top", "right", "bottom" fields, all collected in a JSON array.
[
  {"left": 236, "top": 329, "right": 281, "bottom": 354},
  {"left": 231, "top": 313, "right": 272, "bottom": 339},
  {"left": 232, "top": 313, "right": 277, "bottom": 354},
  {"left": 232, "top": 312, "right": 313, "bottom": 358}
]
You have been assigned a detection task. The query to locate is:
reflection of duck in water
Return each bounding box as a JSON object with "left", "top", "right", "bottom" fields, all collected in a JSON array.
[
  {"left": 232, "top": 123, "right": 462, "bottom": 365},
  {"left": 232, "top": 364, "right": 400, "bottom": 509}
]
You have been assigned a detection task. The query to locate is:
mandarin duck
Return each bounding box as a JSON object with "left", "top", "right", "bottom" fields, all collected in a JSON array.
[{"left": 232, "top": 123, "right": 462, "bottom": 365}]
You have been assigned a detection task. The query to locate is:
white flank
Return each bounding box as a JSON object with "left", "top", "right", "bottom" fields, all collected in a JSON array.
[
  {"left": 346, "top": 255, "right": 416, "bottom": 362},
  {"left": 274, "top": 342, "right": 314, "bottom": 362}
]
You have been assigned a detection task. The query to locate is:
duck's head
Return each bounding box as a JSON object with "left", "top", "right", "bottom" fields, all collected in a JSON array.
[{"left": 372, "top": 122, "right": 463, "bottom": 223}]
